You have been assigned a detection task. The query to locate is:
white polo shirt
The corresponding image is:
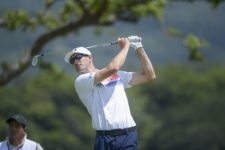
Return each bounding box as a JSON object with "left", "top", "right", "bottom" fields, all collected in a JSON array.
[{"left": 75, "top": 71, "right": 136, "bottom": 130}]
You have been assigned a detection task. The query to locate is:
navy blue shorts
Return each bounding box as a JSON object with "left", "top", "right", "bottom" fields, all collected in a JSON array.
[{"left": 94, "top": 127, "right": 138, "bottom": 150}]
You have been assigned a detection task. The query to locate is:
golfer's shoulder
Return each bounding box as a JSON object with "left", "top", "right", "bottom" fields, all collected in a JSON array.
[{"left": 75, "top": 72, "right": 95, "bottom": 83}]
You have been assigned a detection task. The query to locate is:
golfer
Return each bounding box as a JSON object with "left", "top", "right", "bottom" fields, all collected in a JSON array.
[{"left": 65, "top": 36, "right": 156, "bottom": 150}]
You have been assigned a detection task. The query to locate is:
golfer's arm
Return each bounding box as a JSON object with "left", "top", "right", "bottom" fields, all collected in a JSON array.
[
  {"left": 129, "top": 47, "right": 156, "bottom": 86},
  {"left": 94, "top": 45, "right": 130, "bottom": 85}
]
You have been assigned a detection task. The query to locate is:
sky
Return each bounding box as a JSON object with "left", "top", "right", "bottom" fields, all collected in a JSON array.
[{"left": 0, "top": 1, "right": 225, "bottom": 75}]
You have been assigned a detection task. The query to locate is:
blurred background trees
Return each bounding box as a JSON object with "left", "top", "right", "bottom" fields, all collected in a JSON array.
[
  {"left": 0, "top": 0, "right": 225, "bottom": 150},
  {"left": 0, "top": 65, "right": 225, "bottom": 149}
]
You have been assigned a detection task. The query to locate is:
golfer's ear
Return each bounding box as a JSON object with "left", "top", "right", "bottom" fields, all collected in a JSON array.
[{"left": 88, "top": 55, "right": 93, "bottom": 61}]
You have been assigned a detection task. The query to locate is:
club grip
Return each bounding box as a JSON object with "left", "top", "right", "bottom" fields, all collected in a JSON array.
[
  {"left": 111, "top": 36, "right": 142, "bottom": 45},
  {"left": 111, "top": 41, "right": 118, "bottom": 45}
]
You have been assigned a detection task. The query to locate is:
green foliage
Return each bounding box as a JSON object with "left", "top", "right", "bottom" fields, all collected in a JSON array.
[
  {"left": 146, "top": 0, "right": 166, "bottom": 20},
  {"left": 132, "top": 0, "right": 166, "bottom": 20},
  {"left": 166, "top": 26, "right": 183, "bottom": 37},
  {"left": 39, "top": 11, "right": 59, "bottom": 29},
  {"left": 0, "top": 67, "right": 93, "bottom": 149},
  {"left": 210, "top": 0, "right": 222, "bottom": 8},
  {"left": 2, "top": 0, "right": 167, "bottom": 31},
  {"left": 184, "top": 34, "right": 210, "bottom": 61},
  {"left": 185, "top": 34, "right": 201, "bottom": 50},
  {"left": 4, "top": 10, "right": 36, "bottom": 30},
  {"left": 166, "top": 27, "right": 211, "bottom": 61},
  {"left": 60, "top": 0, "right": 83, "bottom": 22},
  {"left": 37, "top": 12, "right": 61, "bottom": 29},
  {"left": 137, "top": 65, "right": 225, "bottom": 150},
  {"left": 44, "top": 0, "right": 55, "bottom": 8}
]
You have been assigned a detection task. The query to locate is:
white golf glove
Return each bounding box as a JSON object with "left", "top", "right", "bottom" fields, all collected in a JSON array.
[{"left": 128, "top": 35, "right": 143, "bottom": 50}]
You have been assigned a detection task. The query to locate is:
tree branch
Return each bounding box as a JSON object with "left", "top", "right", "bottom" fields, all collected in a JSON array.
[
  {"left": 0, "top": 22, "right": 75, "bottom": 86},
  {"left": 0, "top": 0, "right": 110, "bottom": 86},
  {"left": 1, "top": 0, "right": 223, "bottom": 86}
]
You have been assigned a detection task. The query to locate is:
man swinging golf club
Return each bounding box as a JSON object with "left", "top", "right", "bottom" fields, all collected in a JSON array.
[{"left": 65, "top": 35, "right": 156, "bottom": 150}]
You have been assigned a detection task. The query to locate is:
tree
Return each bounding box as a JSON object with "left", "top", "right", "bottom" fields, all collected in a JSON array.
[
  {"left": 0, "top": 67, "right": 95, "bottom": 149},
  {"left": 1, "top": 62, "right": 224, "bottom": 150},
  {"left": 0, "top": 0, "right": 224, "bottom": 86},
  {"left": 136, "top": 65, "right": 225, "bottom": 150}
]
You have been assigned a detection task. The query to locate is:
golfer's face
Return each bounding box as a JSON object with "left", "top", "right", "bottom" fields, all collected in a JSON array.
[
  {"left": 73, "top": 55, "right": 91, "bottom": 73},
  {"left": 8, "top": 120, "right": 26, "bottom": 140}
]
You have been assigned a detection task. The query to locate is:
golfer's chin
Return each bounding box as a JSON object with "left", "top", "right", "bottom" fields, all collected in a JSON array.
[
  {"left": 75, "top": 66, "right": 82, "bottom": 72},
  {"left": 76, "top": 68, "right": 88, "bottom": 74}
]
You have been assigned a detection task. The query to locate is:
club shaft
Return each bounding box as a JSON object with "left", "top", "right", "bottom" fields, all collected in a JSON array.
[
  {"left": 38, "top": 41, "right": 118, "bottom": 57},
  {"left": 32, "top": 36, "right": 141, "bottom": 66},
  {"left": 34, "top": 36, "right": 141, "bottom": 58},
  {"left": 85, "top": 41, "right": 118, "bottom": 49}
]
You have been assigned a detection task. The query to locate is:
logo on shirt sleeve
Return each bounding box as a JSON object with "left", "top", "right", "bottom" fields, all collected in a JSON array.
[{"left": 110, "top": 74, "right": 119, "bottom": 81}]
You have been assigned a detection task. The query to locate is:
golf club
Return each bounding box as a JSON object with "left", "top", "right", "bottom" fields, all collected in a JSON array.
[{"left": 31, "top": 36, "right": 141, "bottom": 66}]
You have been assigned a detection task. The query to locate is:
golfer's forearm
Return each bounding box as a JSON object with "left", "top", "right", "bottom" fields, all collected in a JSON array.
[
  {"left": 94, "top": 44, "right": 129, "bottom": 85},
  {"left": 107, "top": 45, "right": 129, "bottom": 71},
  {"left": 136, "top": 48, "right": 156, "bottom": 79}
]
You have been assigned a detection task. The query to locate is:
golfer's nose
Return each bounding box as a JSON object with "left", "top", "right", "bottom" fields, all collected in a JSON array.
[{"left": 74, "top": 59, "right": 81, "bottom": 64}]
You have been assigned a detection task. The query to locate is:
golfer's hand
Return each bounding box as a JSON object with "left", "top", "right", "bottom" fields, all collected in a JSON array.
[
  {"left": 118, "top": 37, "right": 130, "bottom": 49},
  {"left": 128, "top": 36, "right": 143, "bottom": 50}
]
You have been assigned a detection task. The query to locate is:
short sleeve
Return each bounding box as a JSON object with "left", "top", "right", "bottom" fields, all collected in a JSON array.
[{"left": 117, "top": 71, "right": 133, "bottom": 88}]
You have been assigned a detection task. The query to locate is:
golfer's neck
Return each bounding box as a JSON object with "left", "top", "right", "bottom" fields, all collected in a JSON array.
[{"left": 80, "top": 65, "right": 96, "bottom": 74}]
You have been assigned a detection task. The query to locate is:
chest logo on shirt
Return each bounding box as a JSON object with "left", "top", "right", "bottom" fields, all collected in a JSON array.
[
  {"left": 97, "top": 73, "right": 120, "bottom": 87},
  {"left": 110, "top": 74, "right": 119, "bottom": 81},
  {"left": 107, "top": 73, "right": 120, "bottom": 86}
]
